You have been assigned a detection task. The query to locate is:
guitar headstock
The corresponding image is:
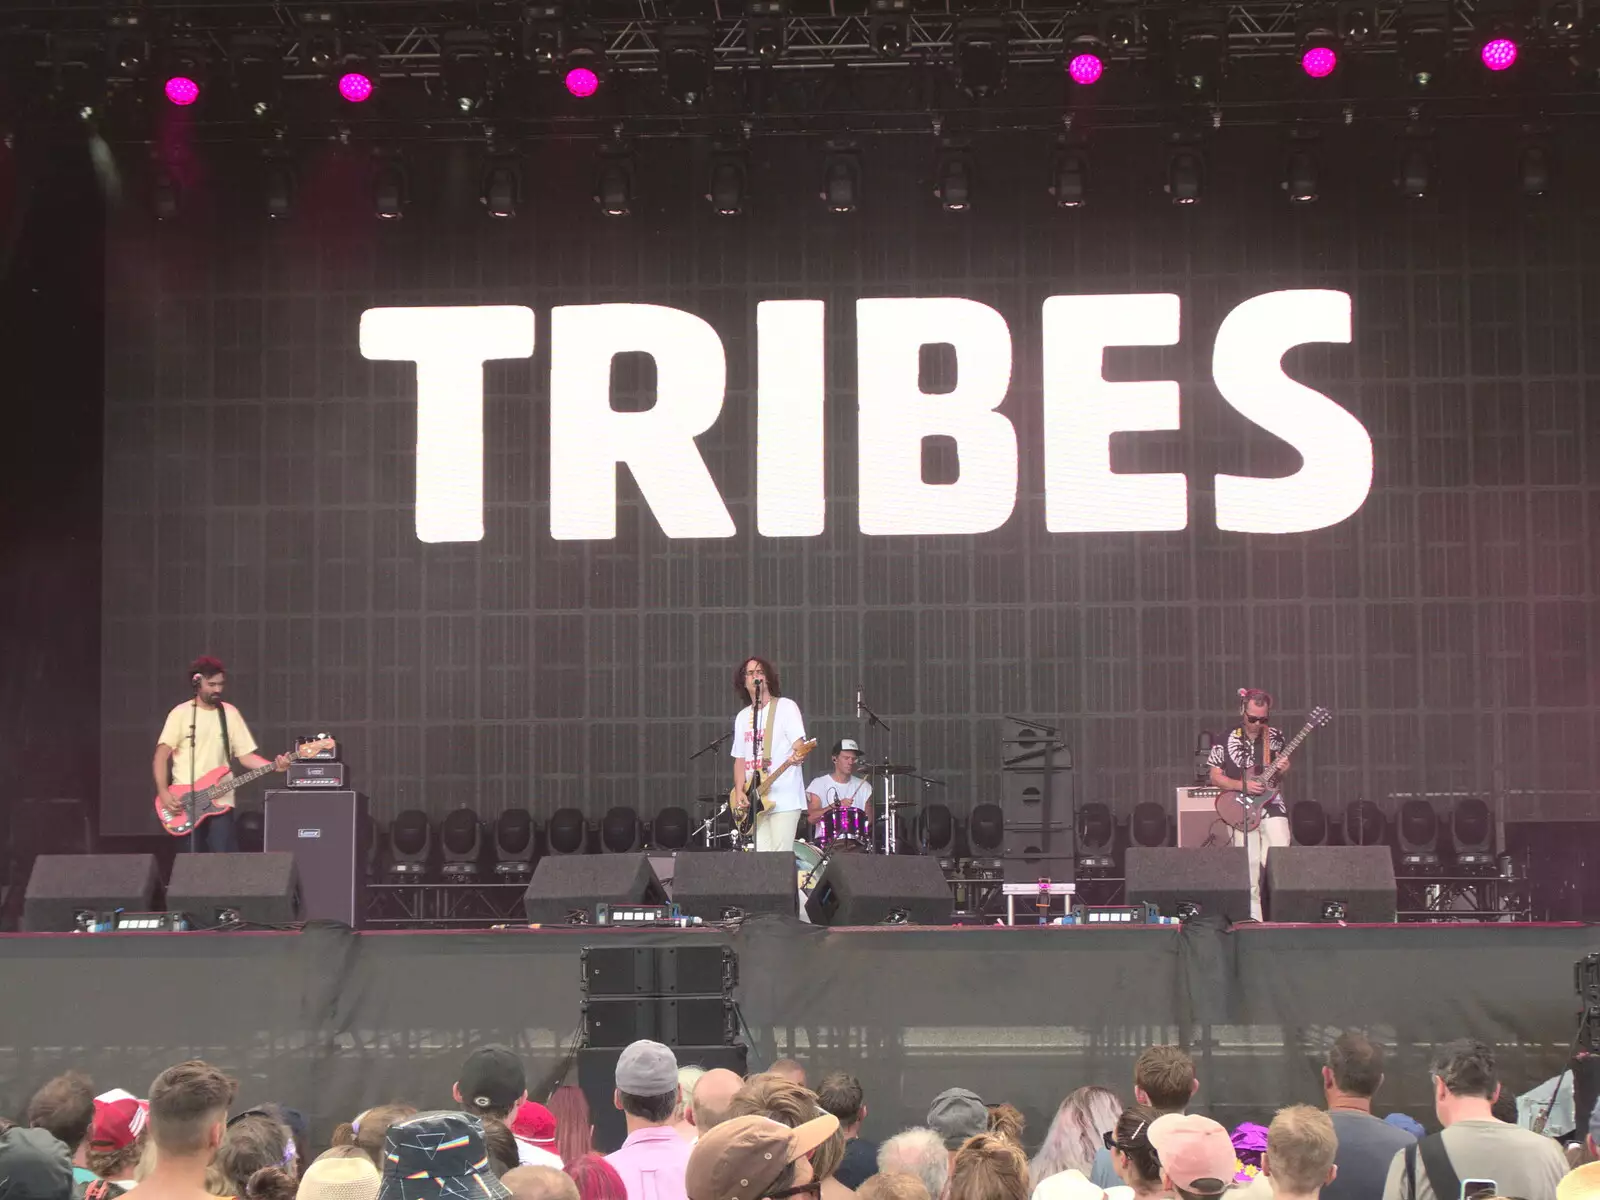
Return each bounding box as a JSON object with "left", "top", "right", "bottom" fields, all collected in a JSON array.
[
  {"left": 795, "top": 737, "right": 817, "bottom": 756},
  {"left": 1307, "top": 706, "right": 1332, "bottom": 728},
  {"left": 297, "top": 735, "right": 337, "bottom": 759}
]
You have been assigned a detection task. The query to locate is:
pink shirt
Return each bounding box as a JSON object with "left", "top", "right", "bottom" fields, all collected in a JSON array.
[{"left": 605, "top": 1126, "right": 693, "bottom": 1200}]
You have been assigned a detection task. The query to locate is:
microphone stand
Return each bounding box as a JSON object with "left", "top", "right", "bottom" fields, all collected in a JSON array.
[
  {"left": 688, "top": 730, "right": 732, "bottom": 762},
  {"left": 189, "top": 695, "right": 199, "bottom": 856},
  {"left": 857, "top": 692, "right": 899, "bottom": 854}
]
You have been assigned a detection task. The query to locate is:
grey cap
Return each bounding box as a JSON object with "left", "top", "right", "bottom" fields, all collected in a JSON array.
[
  {"left": 927, "top": 1087, "right": 987, "bottom": 1150},
  {"left": 616, "top": 1040, "right": 680, "bottom": 1095}
]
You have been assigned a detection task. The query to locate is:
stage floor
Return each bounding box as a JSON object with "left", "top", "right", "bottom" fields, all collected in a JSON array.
[{"left": 1, "top": 919, "right": 1594, "bottom": 1149}]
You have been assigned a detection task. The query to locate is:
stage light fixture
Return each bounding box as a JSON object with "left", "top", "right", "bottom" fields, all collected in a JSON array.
[
  {"left": 1320, "top": 899, "right": 1347, "bottom": 922},
  {"left": 1172, "top": 10, "right": 1227, "bottom": 94},
  {"left": 1345, "top": 800, "right": 1386, "bottom": 845},
  {"left": 229, "top": 33, "right": 283, "bottom": 118},
  {"left": 481, "top": 160, "right": 521, "bottom": 218},
  {"left": 565, "top": 62, "right": 600, "bottom": 97},
  {"left": 107, "top": 12, "right": 148, "bottom": 78},
  {"left": 494, "top": 808, "right": 537, "bottom": 875},
  {"left": 297, "top": 9, "right": 338, "bottom": 70},
  {"left": 339, "top": 71, "right": 374, "bottom": 103},
  {"left": 969, "top": 803, "right": 1004, "bottom": 852},
  {"left": 1076, "top": 802, "right": 1115, "bottom": 873},
  {"left": 1340, "top": 4, "right": 1375, "bottom": 42},
  {"left": 1284, "top": 144, "right": 1319, "bottom": 203},
  {"left": 653, "top": 806, "right": 691, "bottom": 851},
  {"left": 707, "top": 150, "right": 748, "bottom": 216},
  {"left": 1068, "top": 50, "right": 1104, "bottom": 84},
  {"left": 559, "top": 34, "right": 606, "bottom": 99},
  {"left": 934, "top": 145, "right": 975, "bottom": 212},
  {"left": 601, "top": 806, "right": 642, "bottom": 853},
  {"left": 870, "top": 0, "right": 911, "bottom": 57},
  {"left": 1397, "top": 798, "right": 1441, "bottom": 870},
  {"left": 917, "top": 804, "right": 954, "bottom": 855},
  {"left": 1165, "top": 144, "right": 1205, "bottom": 204},
  {"left": 954, "top": 22, "right": 1008, "bottom": 98},
  {"left": 548, "top": 807, "right": 588, "bottom": 854},
  {"left": 1131, "top": 801, "right": 1170, "bottom": 847},
  {"left": 1050, "top": 144, "right": 1088, "bottom": 208},
  {"left": 1298, "top": 8, "right": 1340, "bottom": 78},
  {"left": 373, "top": 159, "right": 407, "bottom": 220},
  {"left": 442, "top": 30, "right": 497, "bottom": 113},
  {"left": 522, "top": 3, "right": 565, "bottom": 65},
  {"left": 1301, "top": 45, "right": 1338, "bottom": 76},
  {"left": 1398, "top": 135, "right": 1433, "bottom": 198},
  {"left": 594, "top": 147, "right": 636, "bottom": 216},
  {"left": 747, "top": 0, "right": 787, "bottom": 62},
  {"left": 1399, "top": 1, "right": 1449, "bottom": 89},
  {"left": 821, "top": 146, "right": 861, "bottom": 213},
  {"left": 1481, "top": 32, "right": 1520, "bottom": 70},
  {"left": 164, "top": 76, "right": 200, "bottom": 106},
  {"left": 1452, "top": 797, "right": 1494, "bottom": 867},
  {"left": 662, "top": 26, "right": 714, "bottom": 106},
  {"left": 440, "top": 807, "right": 483, "bottom": 877},
  {"left": 1519, "top": 143, "right": 1551, "bottom": 195},
  {"left": 1290, "top": 800, "right": 1328, "bottom": 845},
  {"left": 388, "top": 809, "right": 433, "bottom": 875}
]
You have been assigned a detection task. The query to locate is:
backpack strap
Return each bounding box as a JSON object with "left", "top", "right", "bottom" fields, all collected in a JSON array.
[
  {"left": 1405, "top": 1141, "right": 1418, "bottom": 1200},
  {"left": 1418, "top": 1131, "right": 1461, "bottom": 1200}
]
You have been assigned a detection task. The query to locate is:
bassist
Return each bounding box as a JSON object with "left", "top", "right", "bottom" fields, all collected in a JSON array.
[
  {"left": 153, "top": 656, "right": 290, "bottom": 852},
  {"left": 1207, "top": 687, "right": 1292, "bottom": 921},
  {"left": 730, "top": 656, "right": 811, "bottom": 853}
]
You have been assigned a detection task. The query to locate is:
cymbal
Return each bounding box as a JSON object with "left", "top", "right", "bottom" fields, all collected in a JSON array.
[{"left": 860, "top": 763, "right": 916, "bottom": 775}]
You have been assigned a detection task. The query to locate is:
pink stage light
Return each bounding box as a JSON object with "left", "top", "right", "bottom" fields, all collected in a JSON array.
[
  {"left": 1067, "top": 52, "right": 1104, "bottom": 85},
  {"left": 1301, "top": 46, "right": 1338, "bottom": 78},
  {"left": 338, "top": 72, "right": 374, "bottom": 103},
  {"left": 1481, "top": 37, "right": 1518, "bottom": 70},
  {"left": 164, "top": 76, "right": 200, "bottom": 106},
  {"left": 564, "top": 65, "right": 600, "bottom": 97}
]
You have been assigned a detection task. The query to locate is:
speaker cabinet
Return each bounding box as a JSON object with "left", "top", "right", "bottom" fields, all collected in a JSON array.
[
  {"left": 23, "top": 854, "right": 161, "bottom": 932},
  {"left": 671, "top": 852, "right": 796, "bottom": 920},
  {"left": 1126, "top": 847, "right": 1251, "bottom": 924},
  {"left": 167, "top": 852, "right": 303, "bottom": 926},
  {"left": 804, "top": 855, "right": 952, "bottom": 926},
  {"left": 264, "top": 790, "right": 368, "bottom": 927},
  {"left": 1266, "top": 846, "right": 1397, "bottom": 924},
  {"left": 524, "top": 854, "right": 666, "bottom": 923}
]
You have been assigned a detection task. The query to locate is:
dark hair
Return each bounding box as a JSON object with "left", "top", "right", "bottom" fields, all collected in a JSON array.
[
  {"left": 216, "top": 1112, "right": 296, "bottom": 1196},
  {"left": 1431, "top": 1039, "right": 1497, "bottom": 1100},
  {"left": 150, "top": 1060, "right": 238, "bottom": 1155},
  {"left": 331, "top": 1104, "right": 417, "bottom": 1168},
  {"left": 243, "top": 1167, "right": 297, "bottom": 1200},
  {"left": 482, "top": 1118, "right": 518, "bottom": 1177},
  {"left": 26, "top": 1072, "right": 96, "bottom": 1150},
  {"left": 1134, "top": 1046, "right": 1196, "bottom": 1112},
  {"left": 190, "top": 655, "right": 226, "bottom": 682},
  {"left": 618, "top": 1090, "right": 677, "bottom": 1124},
  {"left": 818, "top": 1074, "right": 865, "bottom": 1127},
  {"left": 734, "top": 657, "right": 782, "bottom": 701},
  {"left": 1110, "top": 1104, "right": 1161, "bottom": 1186},
  {"left": 567, "top": 1154, "right": 628, "bottom": 1200},
  {"left": 1327, "top": 1033, "right": 1385, "bottom": 1098}
]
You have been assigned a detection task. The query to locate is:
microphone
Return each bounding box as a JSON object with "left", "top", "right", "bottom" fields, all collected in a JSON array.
[{"left": 856, "top": 688, "right": 863, "bottom": 719}]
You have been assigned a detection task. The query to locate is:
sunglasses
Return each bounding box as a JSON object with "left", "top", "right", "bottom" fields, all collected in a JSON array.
[
  {"left": 1245, "top": 715, "right": 1269, "bottom": 725},
  {"left": 1103, "top": 1121, "right": 1148, "bottom": 1151}
]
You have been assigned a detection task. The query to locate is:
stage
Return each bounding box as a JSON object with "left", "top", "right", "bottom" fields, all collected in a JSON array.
[{"left": 0, "top": 917, "right": 1593, "bottom": 1150}]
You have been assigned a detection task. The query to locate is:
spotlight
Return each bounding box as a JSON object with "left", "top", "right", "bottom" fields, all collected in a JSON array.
[
  {"left": 1397, "top": 798, "right": 1441, "bottom": 870},
  {"left": 230, "top": 34, "right": 283, "bottom": 118},
  {"left": 969, "top": 803, "right": 1004, "bottom": 852},
  {"left": 1289, "top": 800, "right": 1328, "bottom": 845},
  {"left": 482, "top": 160, "right": 521, "bottom": 218},
  {"left": 522, "top": 3, "right": 564, "bottom": 66},
  {"left": 1284, "top": 144, "right": 1319, "bottom": 203},
  {"left": 547, "top": 807, "right": 588, "bottom": 854},
  {"left": 1131, "top": 801, "right": 1169, "bottom": 847},
  {"left": 707, "top": 150, "right": 748, "bottom": 216},
  {"left": 373, "top": 159, "right": 406, "bottom": 220},
  {"left": 388, "top": 809, "right": 433, "bottom": 876},
  {"left": 441, "top": 30, "right": 497, "bottom": 113},
  {"left": 870, "top": 0, "right": 910, "bottom": 57},
  {"left": 1399, "top": 1, "right": 1449, "bottom": 88},
  {"left": 565, "top": 63, "right": 599, "bottom": 97},
  {"left": 954, "top": 22, "right": 1008, "bottom": 98},
  {"left": 1518, "top": 143, "right": 1551, "bottom": 195},
  {"left": 1166, "top": 144, "right": 1205, "bottom": 205},
  {"left": 339, "top": 71, "right": 373, "bottom": 103},
  {"left": 1301, "top": 45, "right": 1338, "bottom": 76},
  {"left": 1050, "top": 144, "right": 1088, "bottom": 208},
  {"left": 747, "top": 0, "right": 787, "bottom": 63},
  {"left": 1298, "top": 9, "right": 1340, "bottom": 78},
  {"left": 601, "top": 806, "right": 642, "bottom": 853},
  {"left": 1480, "top": 34, "right": 1519, "bottom": 70},
  {"left": 1345, "top": 800, "right": 1386, "bottom": 845},
  {"left": 821, "top": 146, "right": 861, "bottom": 213},
  {"left": 1452, "top": 797, "right": 1494, "bottom": 867},
  {"left": 562, "top": 37, "right": 606, "bottom": 98},
  {"left": 297, "top": 10, "right": 339, "bottom": 70},
  {"left": 1397, "top": 135, "right": 1433, "bottom": 198},
  {"left": 1076, "top": 802, "right": 1115, "bottom": 873},
  {"left": 594, "top": 146, "right": 636, "bottom": 216},
  {"left": 1068, "top": 51, "right": 1104, "bottom": 85},
  {"left": 440, "top": 807, "right": 483, "bottom": 877},
  {"left": 107, "top": 13, "right": 148, "bottom": 78},
  {"left": 1340, "top": 5, "right": 1375, "bottom": 42},
  {"left": 662, "top": 26, "right": 713, "bottom": 106},
  {"left": 164, "top": 75, "right": 200, "bottom": 106},
  {"left": 1172, "top": 10, "right": 1227, "bottom": 94},
  {"left": 494, "top": 808, "right": 537, "bottom": 876},
  {"left": 934, "top": 145, "right": 975, "bottom": 212},
  {"left": 653, "top": 806, "right": 691, "bottom": 851}
]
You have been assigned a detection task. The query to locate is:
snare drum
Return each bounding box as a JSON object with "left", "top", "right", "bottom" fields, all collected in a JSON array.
[
  {"left": 818, "top": 805, "right": 871, "bottom": 852},
  {"left": 795, "top": 841, "right": 825, "bottom": 895}
]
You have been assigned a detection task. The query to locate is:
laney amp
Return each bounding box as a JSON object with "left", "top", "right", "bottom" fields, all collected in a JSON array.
[
  {"left": 287, "top": 761, "right": 347, "bottom": 788},
  {"left": 264, "top": 790, "right": 368, "bottom": 926}
]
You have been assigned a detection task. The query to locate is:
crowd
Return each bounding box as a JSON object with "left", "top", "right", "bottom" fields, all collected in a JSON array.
[{"left": 1, "top": 1035, "right": 1595, "bottom": 1200}]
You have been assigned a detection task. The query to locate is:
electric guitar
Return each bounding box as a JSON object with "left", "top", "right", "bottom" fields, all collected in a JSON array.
[
  {"left": 1214, "top": 707, "right": 1331, "bottom": 832},
  {"left": 156, "top": 734, "right": 336, "bottom": 836},
  {"left": 730, "top": 737, "right": 817, "bottom": 837}
]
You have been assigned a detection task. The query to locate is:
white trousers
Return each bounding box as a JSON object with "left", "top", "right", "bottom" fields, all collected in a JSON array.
[
  {"left": 756, "top": 809, "right": 802, "bottom": 853},
  {"left": 1232, "top": 814, "right": 1291, "bottom": 921}
]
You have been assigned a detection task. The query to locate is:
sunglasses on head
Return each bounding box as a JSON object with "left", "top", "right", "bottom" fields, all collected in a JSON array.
[{"left": 1103, "top": 1121, "right": 1148, "bottom": 1151}]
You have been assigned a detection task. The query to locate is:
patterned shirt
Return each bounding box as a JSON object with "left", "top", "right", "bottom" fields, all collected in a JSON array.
[{"left": 1206, "top": 724, "right": 1289, "bottom": 817}]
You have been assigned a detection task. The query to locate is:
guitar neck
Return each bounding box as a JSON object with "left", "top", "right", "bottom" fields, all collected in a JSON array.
[
  {"left": 1260, "top": 724, "right": 1315, "bottom": 787},
  {"left": 208, "top": 759, "right": 277, "bottom": 798}
]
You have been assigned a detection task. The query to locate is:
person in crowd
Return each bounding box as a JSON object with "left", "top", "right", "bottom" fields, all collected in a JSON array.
[
  {"left": 1146, "top": 1114, "right": 1238, "bottom": 1200},
  {"left": 605, "top": 1041, "right": 692, "bottom": 1200},
  {"left": 79, "top": 1091, "right": 149, "bottom": 1200},
  {"left": 0, "top": 1119, "right": 75, "bottom": 1200},
  {"left": 314, "top": 1148, "right": 371, "bottom": 1164},
  {"left": 503, "top": 1166, "right": 581, "bottom": 1200},
  {"left": 1031, "top": 1087, "right": 1123, "bottom": 1189},
  {"left": 877, "top": 1130, "right": 949, "bottom": 1200},
  {"left": 769, "top": 1062, "right": 809, "bottom": 1089},
  {"left": 987, "top": 1107, "right": 1026, "bottom": 1151},
  {"left": 1089, "top": 1048, "right": 1201, "bottom": 1189},
  {"left": 675, "top": 1070, "right": 707, "bottom": 1142},
  {"left": 454, "top": 1048, "right": 562, "bottom": 1169},
  {"left": 857, "top": 1177, "right": 931, "bottom": 1200},
  {"left": 948, "top": 1134, "right": 1030, "bottom": 1200},
  {"left": 1381, "top": 1040, "right": 1570, "bottom": 1200},
  {"left": 568, "top": 1155, "right": 629, "bottom": 1200},
  {"left": 512, "top": 1103, "right": 562, "bottom": 1166},
  {"left": 1561, "top": 1164, "right": 1600, "bottom": 1200},
  {"left": 374, "top": 1112, "right": 511, "bottom": 1200},
  {"left": 549, "top": 1089, "right": 596, "bottom": 1168},
  {"left": 818, "top": 1074, "right": 878, "bottom": 1190},
  {"left": 1258, "top": 1107, "right": 1337, "bottom": 1200},
  {"left": 297, "top": 1154, "right": 380, "bottom": 1200},
  {"left": 928, "top": 1091, "right": 989, "bottom": 1174},
  {"left": 685, "top": 1114, "right": 839, "bottom": 1200},
  {"left": 483, "top": 1119, "right": 521, "bottom": 1177},
  {"left": 330, "top": 1107, "right": 418, "bottom": 1170},
  {"left": 727, "top": 1074, "right": 854, "bottom": 1200},
  {"left": 212, "top": 1110, "right": 297, "bottom": 1200},
  {"left": 691, "top": 1071, "right": 745, "bottom": 1138},
  {"left": 1100, "top": 1104, "right": 1162, "bottom": 1200},
  {"left": 27, "top": 1072, "right": 98, "bottom": 1194},
  {"left": 1317, "top": 1033, "right": 1415, "bottom": 1200},
  {"left": 130, "top": 1060, "right": 238, "bottom": 1200}
]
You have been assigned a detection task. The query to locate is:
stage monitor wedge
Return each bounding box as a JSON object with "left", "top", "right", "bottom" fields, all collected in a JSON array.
[
  {"left": 23, "top": 854, "right": 161, "bottom": 932},
  {"left": 672, "top": 851, "right": 796, "bottom": 920},
  {"left": 1266, "top": 846, "right": 1396, "bottom": 923},
  {"left": 167, "top": 852, "right": 303, "bottom": 926},
  {"left": 1126, "top": 847, "right": 1251, "bottom": 925},
  {"left": 804, "top": 854, "right": 952, "bottom": 926},
  {"left": 524, "top": 853, "right": 666, "bottom": 924}
]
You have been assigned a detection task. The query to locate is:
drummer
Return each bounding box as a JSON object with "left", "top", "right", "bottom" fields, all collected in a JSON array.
[{"left": 805, "top": 739, "right": 873, "bottom": 834}]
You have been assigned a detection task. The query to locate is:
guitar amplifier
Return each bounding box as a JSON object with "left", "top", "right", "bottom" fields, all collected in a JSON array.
[
  {"left": 1176, "top": 786, "right": 1227, "bottom": 848},
  {"left": 264, "top": 790, "right": 368, "bottom": 926},
  {"left": 287, "top": 761, "right": 346, "bottom": 788}
]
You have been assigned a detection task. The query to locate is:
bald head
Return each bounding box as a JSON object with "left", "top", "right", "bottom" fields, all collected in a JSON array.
[
  {"left": 691, "top": 1069, "right": 745, "bottom": 1133},
  {"left": 769, "top": 1060, "right": 807, "bottom": 1088},
  {"left": 502, "top": 1167, "right": 580, "bottom": 1200}
]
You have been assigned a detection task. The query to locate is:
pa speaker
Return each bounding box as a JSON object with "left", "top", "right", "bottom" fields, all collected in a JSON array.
[
  {"left": 672, "top": 852, "right": 796, "bottom": 920},
  {"left": 524, "top": 853, "right": 665, "bottom": 923},
  {"left": 167, "top": 852, "right": 303, "bottom": 925},
  {"left": 804, "top": 855, "right": 952, "bottom": 926},
  {"left": 1126, "top": 847, "right": 1251, "bottom": 924},
  {"left": 1266, "top": 846, "right": 1397, "bottom": 923},
  {"left": 23, "top": 854, "right": 161, "bottom": 932}
]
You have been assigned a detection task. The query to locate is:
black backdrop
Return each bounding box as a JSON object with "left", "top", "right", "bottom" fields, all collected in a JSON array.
[{"left": 98, "top": 121, "right": 1600, "bottom": 834}]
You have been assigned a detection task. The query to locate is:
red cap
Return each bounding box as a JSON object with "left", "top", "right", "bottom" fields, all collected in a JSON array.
[
  {"left": 91, "top": 1090, "right": 149, "bottom": 1151},
  {"left": 511, "top": 1100, "right": 557, "bottom": 1146}
]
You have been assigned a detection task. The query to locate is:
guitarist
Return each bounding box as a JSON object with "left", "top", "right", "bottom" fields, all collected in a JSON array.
[
  {"left": 1206, "top": 687, "right": 1291, "bottom": 921},
  {"left": 152, "top": 656, "right": 291, "bottom": 852},
  {"left": 730, "top": 657, "right": 811, "bottom": 852}
]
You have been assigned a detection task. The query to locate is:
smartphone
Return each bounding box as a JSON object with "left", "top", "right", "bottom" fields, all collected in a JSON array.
[{"left": 1461, "top": 1180, "right": 1498, "bottom": 1200}]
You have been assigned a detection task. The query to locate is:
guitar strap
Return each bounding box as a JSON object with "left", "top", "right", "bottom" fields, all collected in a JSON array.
[
  {"left": 218, "top": 702, "right": 234, "bottom": 767},
  {"left": 761, "top": 699, "right": 777, "bottom": 769}
]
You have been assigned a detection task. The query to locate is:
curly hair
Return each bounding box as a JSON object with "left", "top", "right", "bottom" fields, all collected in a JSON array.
[
  {"left": 734, "top": 657, "right": 782, "bottom": 702},
  {"left": 727, "top": 1075, "right": 845, "bottom": 1183},
  {"left": 985, "top": 1105, "right": 1025, "bottom": 1148},
  {"left": 948, "top": 1133, "right": 1029, "bottom": 1200}
]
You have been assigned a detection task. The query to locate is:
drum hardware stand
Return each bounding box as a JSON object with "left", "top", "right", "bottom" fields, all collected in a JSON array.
[{"left": 857, "top": 688, "right": 905, "bottom": 854}]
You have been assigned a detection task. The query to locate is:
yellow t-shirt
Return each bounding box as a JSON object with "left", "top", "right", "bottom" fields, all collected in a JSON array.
[{"left": 158, "top": 701, "right": 259, "bottom": 797}]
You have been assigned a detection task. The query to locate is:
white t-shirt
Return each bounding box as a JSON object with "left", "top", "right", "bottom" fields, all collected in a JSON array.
[
  {"left": 806, "top": 774, "right": 872, "bottom": 813},
  {"left": 731, "top": 696, "right": 809, "bottom": 813}
]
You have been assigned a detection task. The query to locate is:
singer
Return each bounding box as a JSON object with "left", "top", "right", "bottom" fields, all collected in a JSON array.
[
  {"left": 805, "top": 739, "right": 872, "bottom": 830},
  {"left": 731, "top": 656, "right": 811, "bottom": 852}
]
